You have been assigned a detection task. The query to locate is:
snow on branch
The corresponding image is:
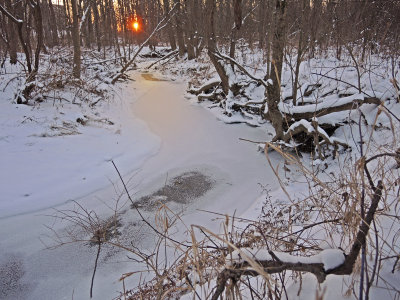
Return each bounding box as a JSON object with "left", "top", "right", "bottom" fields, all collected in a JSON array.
[
  {"left": 228, "top": 248, "right": 345, "bottom": 272},
  {"left": 231, "top": 3, "right": 259, "bottom": 31},
  {"left": 211, "top": 180, "right": 384, "bottom": 300},
  {"left": 146, "top": 49, "right": 179, "bottom": 69},
  {"left": 214, "top": 51, "right": 270, "bottom": 88},
  {"left": 187, "top": 79, "right": 221, "bottom": 95},
  {"left": 0, "top": 4, "right": 23, "bottom": 24},
  {"left": 283, "top": 119, "right": 348, "bottom": 148},
  {"left": 280, "top": 93, "right": 381, "bottom": 121},
  {"left": 79, "top": 1, "right": 92, "bottom": 33}
]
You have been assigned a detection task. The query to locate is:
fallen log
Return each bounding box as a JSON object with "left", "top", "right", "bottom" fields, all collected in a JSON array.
[
  {"left": 280, "top": 95, "right": 381, "bottom": 121},
  {"left": 188, "top": 80, "right": 221, "bottom": 96}
]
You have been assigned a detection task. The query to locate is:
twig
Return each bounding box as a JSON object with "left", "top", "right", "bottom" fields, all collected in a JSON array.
[
  {"left": 111, "top": 160, "right": 191, "bottom": 248},
  {"left": 111, "top": 4, "right": 178, "bottom": 84},
  {"left": 90, "top": 236, "right": 101, "bottom": 298},
  {"left": 146, "top": 50, "right": 178, "bottom": 69}
]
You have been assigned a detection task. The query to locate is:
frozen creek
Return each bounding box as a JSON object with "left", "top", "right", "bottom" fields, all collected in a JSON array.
[{"left": 0, "top": 72, "right": 280, "bottom": 300}]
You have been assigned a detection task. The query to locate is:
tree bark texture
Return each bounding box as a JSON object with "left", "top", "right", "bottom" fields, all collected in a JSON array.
[
  {"left": 205, "top": 0, "right": 230, "bottom": 95},
  {"left": 164, "top": 0, "right": 176, "bottom": 50},
  {"left": 265, "top": 0, "right": 287, "bottom": 141},
  {"left": 174, "top": 0, "right": 185, "bottom": 56},
  {"left": 71, "top": 0, "right": 81, "bottom": 78}
]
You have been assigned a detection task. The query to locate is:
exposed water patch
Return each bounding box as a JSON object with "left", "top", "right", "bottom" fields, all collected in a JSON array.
[
  {"left": 0, "top": 253, "right": 31, "bottom": 299},
  {"left": 132, "top": 171, "right": 215, "bottom": 210}
]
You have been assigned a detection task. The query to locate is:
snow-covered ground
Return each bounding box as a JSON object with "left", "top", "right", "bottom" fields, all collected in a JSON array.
[
  {"left": 0, "top": 67, "right": 281, "bottom": 299},
  {"left": 151, "top": 50, "right": 400, "bottom": 300},
  {"left": 0, "top": 82, "right": 160, "bottom": 219},
  {"left": 1, "top": 47, "right": 399, "bottom": 299}
]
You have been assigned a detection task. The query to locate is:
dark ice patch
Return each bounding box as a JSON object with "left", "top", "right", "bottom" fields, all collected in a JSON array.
[{"left": 132, "top": 171, "right": 214, "bottom": 210}]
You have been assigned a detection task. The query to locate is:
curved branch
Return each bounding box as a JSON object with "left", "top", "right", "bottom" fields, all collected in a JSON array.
[
  {"left": 211, "top": 180, "right": 383, "bottom": 300},
  {"left": 214, "top": 51, "right": 269, "bottom": 88}
]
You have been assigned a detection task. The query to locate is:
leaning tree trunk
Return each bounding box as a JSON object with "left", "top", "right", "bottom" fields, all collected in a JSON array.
[
  {"left": 205, "top": 0, "right": 229, "bottom": 95},
  {"left": 264, "top": 0, "right": 287, "bottom": 141},
  {"left": 71, "top": 0, "right": 81, "bottom": 78}
]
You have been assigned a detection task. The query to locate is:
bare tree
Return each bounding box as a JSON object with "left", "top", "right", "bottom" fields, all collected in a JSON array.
[
  {"left": 173, "top": 0, "right": 185, "bottom": 57},
  {"left": 70, "top": 0, "right": 81, "bottom": 78},
  {"left": 264, "top": 0, "right": 287, "bottom": 141}
]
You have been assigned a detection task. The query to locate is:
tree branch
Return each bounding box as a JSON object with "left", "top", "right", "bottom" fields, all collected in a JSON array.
[
  {"left": 214, "top": 51, "right": 269, "bottom": 88},
  {"left": 0, "top": 4, "right": 22, "bottom": 24},
  {"left": 211, "top": 180, "right": 384, "bottom": 300},
  {"left": 111, "top": 4, "right": 178, "bottom": 84}
]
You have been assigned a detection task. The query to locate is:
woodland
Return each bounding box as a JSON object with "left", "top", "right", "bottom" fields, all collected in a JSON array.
[{"left": 1, "top": 0, "right": 400, "bottom": 299}]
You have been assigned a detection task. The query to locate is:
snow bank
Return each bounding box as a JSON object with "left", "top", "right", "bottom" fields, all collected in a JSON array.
[{"left": 0, "top": 88, "right": 160, "bottom": 219}]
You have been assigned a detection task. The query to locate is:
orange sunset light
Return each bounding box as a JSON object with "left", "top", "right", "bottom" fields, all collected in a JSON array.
[{"left": 133, "top": 21, "right": 139, "bottom": 31}]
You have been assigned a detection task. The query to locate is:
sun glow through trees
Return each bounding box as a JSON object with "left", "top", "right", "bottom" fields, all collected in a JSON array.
[{"left": 133, "top": 21, "right": 139, "bottom": 32}]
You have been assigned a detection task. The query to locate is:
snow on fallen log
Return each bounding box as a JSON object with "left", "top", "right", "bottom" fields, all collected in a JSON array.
[
  {"left": 280, "top": 93, "right": 381, "bottom": 121},
  {"left": 210, "top": 180, "right": 384, "bottom": 300},
  {"left": 187, "top": 79, "right": 221, "bottom": 95},
  {"left": 227, "top": 248, "right": 345, "bottom": 272},
  {"left": 283, "top": 119, "right": 348, "bottom": 148}
]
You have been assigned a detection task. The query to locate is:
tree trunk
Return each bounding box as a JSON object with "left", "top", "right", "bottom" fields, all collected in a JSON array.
[
  {"left": 92, "top": 0, "right": 101, "bottom": 52},
  {"left": 63, "top": 0, "right": 72, "bottom": 46},
  {"left": 258, "top": 0, "right": 267, "bottom": 49},
  {"left": 31, "top": 0, "right": 43, "bottom": 72},
  {"left": 40, "top": 0, "right": 52, "bottom": 47},
  {"left": 185, "top": 0, "right": 196, "bottom": 60},
  {"left": 5, "top": 1, "right": 18, "bottom": 64},
  {"left": 71, "top": 0, "right": 81, "bottom": 78},
  {"left": 82, "top": 0, "right": 92, "bottom": 47},
  {"left": 229, "top": 0, "right": 241, "bottom": 69},
  {"left": 164, "top": 0, "right": 176, "bottom": 50},
  {"left": 292, "top": 0, "right": 308, "bottom": 104},
  {"left": 174, "top": 0, "right": 185, "bottom": 56},
  {"left": 264, "top": 0, "right": 287, "bottom": 141},
  {"left": 0, "top": 3, "right": 32, "bottom": 73},
  {"left": 205, "top": 0, "right": 229, "bottom": 95},
  {"left": 265, "top": 0, "right": 274, "bottom": 78},
  {"left": 47, "top": 0, "right": 58, "bottom": 47}
]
